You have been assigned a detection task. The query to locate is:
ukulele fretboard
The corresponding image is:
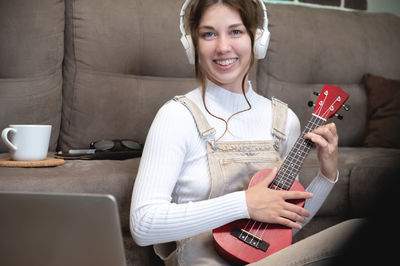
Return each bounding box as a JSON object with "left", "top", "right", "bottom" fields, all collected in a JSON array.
[{"left": 271, "top": 114, "right": 325, "bottom": 190}]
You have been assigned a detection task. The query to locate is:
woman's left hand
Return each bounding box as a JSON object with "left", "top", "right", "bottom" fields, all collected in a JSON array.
[{"left": 304, "top": 123, "right": 338, "bottom": 181}]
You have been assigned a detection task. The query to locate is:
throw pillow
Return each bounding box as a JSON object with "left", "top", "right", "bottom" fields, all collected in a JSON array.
[{"left": 363, "top": 73, "right": 400, "bottom": 148}]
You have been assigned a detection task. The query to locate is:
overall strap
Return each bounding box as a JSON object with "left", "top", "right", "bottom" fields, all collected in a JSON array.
[
  {"left": 271, "top": 97, "right": 288, "bottom": 141},
  {"left": 173, "top": 95, "right": 216, "bottom": 138}
]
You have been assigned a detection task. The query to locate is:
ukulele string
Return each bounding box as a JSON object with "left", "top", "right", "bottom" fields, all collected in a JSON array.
[
  {"left": 244, "top": 183, "right": 285, "bottom": 247},
  {"left": 315, "top": 91, "right": 328, "bottom": 117},
  {"left": 241, "top": 177, "right": 285, "bottom": 244},
  {"left": 254, "top": 115, "right": 323, "bottom": 244},
  {"left": 320, "top": 97, "right": 340, "bottom": 120},
  {"left": 242, "top": 165, "right": 292, "bottom": 244},
  {"left": 238, "top": 219, "right": 252, "bottom": 240}
]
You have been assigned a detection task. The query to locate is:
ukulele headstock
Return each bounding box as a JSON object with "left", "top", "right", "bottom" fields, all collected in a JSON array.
[{"left": 311, "top": 85, "right": 350, "bottom": 121}]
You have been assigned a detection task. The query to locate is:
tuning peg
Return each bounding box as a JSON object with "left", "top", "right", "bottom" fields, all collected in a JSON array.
[
  {"left": 342, "top": 104, "right": 351, "bottom": 111},
  {"left": 307, "top": 101, "right": 315, "bottom": 107},
  {"left": 335, "top": 113, "right": 344, "bottom": 120},
  {"left": 313, "top": 92, "right": 320, "bottom": 96}
]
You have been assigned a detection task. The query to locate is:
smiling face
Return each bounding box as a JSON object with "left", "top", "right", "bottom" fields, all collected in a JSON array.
[{"left": 197, "top": 4, "right": 252, "bottom": 93}]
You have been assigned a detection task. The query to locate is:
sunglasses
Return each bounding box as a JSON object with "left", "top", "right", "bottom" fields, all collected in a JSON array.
[{"left": 90, "top": 139, "right": 142, "bottom": 152}]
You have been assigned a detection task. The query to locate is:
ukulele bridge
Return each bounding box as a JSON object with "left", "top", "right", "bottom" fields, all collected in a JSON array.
[{"left": 230, "top": 227, "right": 270, "bottom": 252}]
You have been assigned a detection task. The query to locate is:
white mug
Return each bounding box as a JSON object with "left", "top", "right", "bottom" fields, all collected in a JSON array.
[{"left": 1, "top": 125, "right": 52, "bottom": 161}]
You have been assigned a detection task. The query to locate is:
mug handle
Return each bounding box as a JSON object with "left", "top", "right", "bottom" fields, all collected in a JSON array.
[{"left": 1, "top": 128, "right": 18, "bottom": 152}]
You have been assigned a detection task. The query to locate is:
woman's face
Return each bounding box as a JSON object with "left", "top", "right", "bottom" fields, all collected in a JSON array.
[{"left": 197, "top": 4, "right": 252, "bottom": 93}]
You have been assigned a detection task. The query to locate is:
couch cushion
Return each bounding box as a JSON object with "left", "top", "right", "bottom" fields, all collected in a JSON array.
[
  {"left": 346, "top": 147, "right": 400, "bottom": 216},
  {"left": 262, "top": 3, "right": 400, "bottom": 84},
  {"left": 349, "top": 166, "right": 399, "bottom": 216},
  {"left": 299, "top": 149, "right": 351, "bottom": 217},
  {"left": 343, "top": 147, "right": 400, "bottom": 212},
  {"left": 0, "top": 70, "right": 62, "bottom": 152},
  {"left": 257, "top": 76, "right": 367, "bottom": 146},
  {"left": 63, "top": 0, "right": 193, "bottom": 77},
  {"left": 0, "top": 0, "right": 64, "bottom": 152},
  {"left": 60, "top": 69, "right": 197, "bottom": 150},
  {"left": 363, "top": 73, "right": 400, "bottom": 148},
  {"left": 0, "top": 0, "right": 64, "bottom": 78}
]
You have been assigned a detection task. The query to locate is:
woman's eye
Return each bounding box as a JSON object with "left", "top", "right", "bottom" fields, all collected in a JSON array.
[
  {"left": 202, "top": 32, "right": 216, "bottom": 39},
  {"left": 231, "top": 29, "right": 242, "bottom": 36}
]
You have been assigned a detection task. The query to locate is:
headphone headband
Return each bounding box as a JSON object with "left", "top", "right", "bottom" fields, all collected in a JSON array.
[{"left": 179, "top": 0, "right": 270, "bottom": 64}]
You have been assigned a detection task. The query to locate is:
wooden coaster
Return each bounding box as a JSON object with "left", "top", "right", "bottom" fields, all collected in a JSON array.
[{"left": 0, "top": 157, "right": 65, "bottom": 168}]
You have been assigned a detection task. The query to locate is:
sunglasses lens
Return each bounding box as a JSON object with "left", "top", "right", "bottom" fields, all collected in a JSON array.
[
  {"left": 121, "top": 140, "right": 141, "bottom": 150},
  {"left": 94, "top": 140, "right": 115, "bottom": 150}
]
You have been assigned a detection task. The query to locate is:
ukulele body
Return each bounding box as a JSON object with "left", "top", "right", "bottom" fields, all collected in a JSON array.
[
  {"left": 213, "top": 85, "right": 349, "bottom": 265},
  {"left": 212, "top": 169, "right": 305, "bottom": 265}
]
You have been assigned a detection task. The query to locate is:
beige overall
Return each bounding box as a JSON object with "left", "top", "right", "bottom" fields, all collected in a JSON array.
[{"left": 154, "top": 95, "right": 288, "bottom": 266}]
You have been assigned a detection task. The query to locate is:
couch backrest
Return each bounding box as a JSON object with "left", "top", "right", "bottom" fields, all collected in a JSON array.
[
  {"left": 0, "top": 0, "right": 64, "bottom": 153},
  {"left": 258, "top": 4, "right": 400, "bottom": 146},
  {"left": 60, "top": 0, "right": 198, "bottom": 151}
]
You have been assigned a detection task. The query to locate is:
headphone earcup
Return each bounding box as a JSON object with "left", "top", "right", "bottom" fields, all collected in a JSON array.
[
  {"left": 180, "top": 34, "right": 195, "bottom": 64},
  {"left": 253, "top": 28, "right": 270, "bottom": 60}
]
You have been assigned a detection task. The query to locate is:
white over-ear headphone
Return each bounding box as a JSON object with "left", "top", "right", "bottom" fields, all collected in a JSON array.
[{"left": 179, "top": 0, "right": 270, "bottom": 64}]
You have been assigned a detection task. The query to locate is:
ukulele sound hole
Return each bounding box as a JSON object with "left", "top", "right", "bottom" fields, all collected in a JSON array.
[{"left": 230, "top": 227, "right": 270, "bottom": 252}]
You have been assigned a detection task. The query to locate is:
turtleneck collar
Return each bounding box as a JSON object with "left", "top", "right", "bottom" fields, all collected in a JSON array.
[{"left": 203, "top": 79, "right": 256, "bottom": 114}]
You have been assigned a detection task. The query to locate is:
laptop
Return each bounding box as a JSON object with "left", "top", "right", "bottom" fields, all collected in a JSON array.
[{"left": 0, "top": 191, "right": 127, "bottom": 266}]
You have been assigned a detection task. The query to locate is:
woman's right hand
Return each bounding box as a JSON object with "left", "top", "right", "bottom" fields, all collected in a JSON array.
[{"left": 245, "top": 168, "right": 313, "bottom": 230}]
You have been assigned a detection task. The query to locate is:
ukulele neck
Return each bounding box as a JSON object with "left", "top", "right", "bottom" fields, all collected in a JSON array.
[{"left": 271, "top": 114, "right": 325, "bottom": 190}]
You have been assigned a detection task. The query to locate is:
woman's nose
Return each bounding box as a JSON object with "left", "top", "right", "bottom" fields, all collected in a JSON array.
[{"left": 216, "top": 35, "right": 231, "bottom": 54}]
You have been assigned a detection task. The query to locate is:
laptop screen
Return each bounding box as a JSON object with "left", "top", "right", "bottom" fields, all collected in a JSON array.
[{"left": 0, "top": 192, "right": 127, "bottom": 266}]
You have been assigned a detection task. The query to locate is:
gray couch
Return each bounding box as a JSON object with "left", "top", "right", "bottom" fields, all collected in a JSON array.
[{"left": 1, "top": 0, "right": 399, "bottom": 265}]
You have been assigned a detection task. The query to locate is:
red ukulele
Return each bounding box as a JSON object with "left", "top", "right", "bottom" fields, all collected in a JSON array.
[{"left": 213, "top": 85, "right": 350, "bottom": 264}]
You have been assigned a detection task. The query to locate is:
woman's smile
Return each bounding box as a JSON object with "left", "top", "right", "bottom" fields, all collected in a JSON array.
[{"left": 214, "top": 57, "right": 238, "bottom": 69}]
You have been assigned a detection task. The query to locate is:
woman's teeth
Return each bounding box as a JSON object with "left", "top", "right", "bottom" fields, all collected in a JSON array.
[{"left": 215, "top": 58, "right": 237, "bottom": 66}]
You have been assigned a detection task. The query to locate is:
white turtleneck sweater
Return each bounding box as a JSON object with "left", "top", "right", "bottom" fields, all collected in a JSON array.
[{"left": 130, "top": 81, "right": 337, "bottom": 246}]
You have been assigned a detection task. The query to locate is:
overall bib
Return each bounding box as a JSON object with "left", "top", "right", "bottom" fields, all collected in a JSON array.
[{"left": 154, "top": 95, "right": 288, "bottom": 266}]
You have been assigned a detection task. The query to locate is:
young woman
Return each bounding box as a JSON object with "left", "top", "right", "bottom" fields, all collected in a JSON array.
[{"left": 130, "top": 0, "right": 339, "bottom": 264}]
